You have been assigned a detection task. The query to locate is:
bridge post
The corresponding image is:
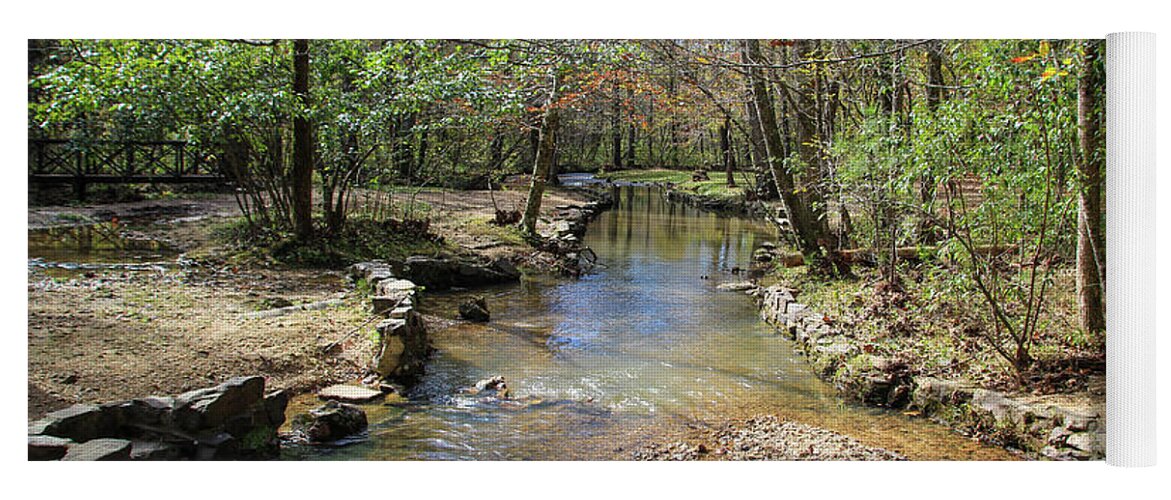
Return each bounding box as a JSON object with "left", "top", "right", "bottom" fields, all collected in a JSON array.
[
  {"left": 74, "top": 148, "right": 87, "bottom": 201},
  {"left": 177, "top": 142, "right": 186, "bottom": 177}
]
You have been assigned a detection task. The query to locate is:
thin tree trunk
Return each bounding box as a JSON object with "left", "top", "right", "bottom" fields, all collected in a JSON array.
[
  {"left": 519, "top": 72, "right": 561, "bottom": 236},
  {"left": 291, "top": 39, "right": 314, "bottom": 241},
  {"left": 743, "top": 88, "right": 776, "bottom": 199},
  {"left": 918, "top": 40, "right": 945, "bottom": 243},
  {"left": 416, "top": 128, "right": 428, "bottom": 178},
  {"left": 720, "top": 117, "right": 735, "bottom": 187},
  {"left": 610, "top": 82, "right": 622, "bottom": 170},
  {"left": 625, "top": 88, "right": 636, "bottom": 166},
  {"left": 1077, "top": 39, "right": 1106, "bottom": 334}
]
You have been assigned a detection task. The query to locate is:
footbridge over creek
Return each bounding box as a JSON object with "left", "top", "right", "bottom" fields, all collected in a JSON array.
[{"left": 28, "top": 139, "right": 227, "bottom": 200}]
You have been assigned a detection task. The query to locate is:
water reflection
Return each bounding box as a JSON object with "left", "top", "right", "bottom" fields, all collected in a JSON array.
[{"left": 28, "top": 223, "right": 176, "bottom": 263}]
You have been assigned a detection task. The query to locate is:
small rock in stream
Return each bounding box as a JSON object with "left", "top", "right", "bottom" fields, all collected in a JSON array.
[
  {"left": 717, "top": 281, "right": 756, "bottom": 292},
  {"left": 317, "top": 384, "right": 384, "bottom": 404},
  {"left": 469, "top": 376, "right": 510, "bottom": 398}
]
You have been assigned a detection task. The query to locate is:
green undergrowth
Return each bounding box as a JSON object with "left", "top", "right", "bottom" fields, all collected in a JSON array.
[
  {"left": 213, "top": 215, "right": 452, "bottom": 268},
  {"left": 762, "top": 261, "right": 1099, "bottom": 394}
]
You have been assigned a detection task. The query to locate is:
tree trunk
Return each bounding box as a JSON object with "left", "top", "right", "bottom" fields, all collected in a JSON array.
[
  {"left": 548, "top": 128, "right": 561, "bottom": 186},
  {"left": 742, "top": 88, "right": 776, "bottom": 199},
  {"left": 416, "top": 128, "right": 428, "bottom": 178},
  {"left": 292, "top": 39, "right": 314, "bottom": 241},
  {"left": 918, "top": 40, "right": 945, "bottom": 243},
  {"left": 610, "top": 82, "right": 622, "bottom": 170},
  {"left": 720, "top": 117, "right": 735, "bottom": 187},
  {"left": 1077, "top": 39, "right": 1106, "bottom": 335},
  {"left": 624, "top": 88, "right": 636, "bottom": 166},
  {"left": 394, "top": 114, "right": 417, "bottom": 183},
  {"left": 489, "top": 134, "right": 503, "bottom": 170},
  {"left": 743, "top": 39, "right": 839, "bottom": 271},
  {"left": 519, "top": 72, "right": 561, "bottom": 236}
]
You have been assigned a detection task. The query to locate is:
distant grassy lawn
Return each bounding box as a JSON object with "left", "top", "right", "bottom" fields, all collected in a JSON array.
[{"left": 597, "top": 168, "right": 755, "bottom": 201}]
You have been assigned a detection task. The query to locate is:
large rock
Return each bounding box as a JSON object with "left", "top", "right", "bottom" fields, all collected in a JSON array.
[
  {"left": 348, "top": 261, "right": 395, "bottom": 285},
  {"left": 28, "top": 434, "right": 73, "bottom": 460},
  {"left": 294, "top": 402, "right": 368, "bottom": 443},
  {"left": 124, "top": 396, "right": 176, "bottom": 426},
  {"left": 373, "top": 309, "right": 430, "bottom": 381},
  {"left": 262, "top": 390, "right": 290, "bottom": 429},
  {"left": 33, "top": 404, "right": 118, "bottom": 443},
  {"left": 193, "top": 431, "right": 240, "bottom": 460},
  {"left": 375, "top": 278, "right": 417, "bottom": 297},
  {"left": 62, "top": 438, "right": 132, "bottom": 461},
  {"left": 839, "top": 355, "right": 913, "bottom": 408},
  {"left": 318, "top": 384, "right": 384, "bottom": 404},
  {"left": 174, "top": 376, "right": 265, "bottom": 430},
  {"left": 459, "top": 296, "right": 491, "bottom": 322},
  {"left": 27, "top": 376, "right": 285, "bottom": 461},
  {"left": 403, "top": 256, "right": 520, "bottom": 290}
]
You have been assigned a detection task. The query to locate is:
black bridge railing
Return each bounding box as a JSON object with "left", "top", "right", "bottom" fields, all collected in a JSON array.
[{"left": 29, "top": 139, "right": 227, "bottom": 199}]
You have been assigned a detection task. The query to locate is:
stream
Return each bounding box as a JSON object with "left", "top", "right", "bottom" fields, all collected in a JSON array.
[{"left": 283, "top": 174, "right": 1012, "bottom": 460}]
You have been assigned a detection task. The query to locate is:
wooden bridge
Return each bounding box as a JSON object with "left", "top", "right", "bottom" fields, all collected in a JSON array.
[{"left": 28, "top": 139, "right": 226, "bottom": 199}]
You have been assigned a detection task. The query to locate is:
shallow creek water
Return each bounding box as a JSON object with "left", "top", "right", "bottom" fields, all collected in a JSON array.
[{"left": 285, "top": 175, "right": 1014, "bottom": 460}]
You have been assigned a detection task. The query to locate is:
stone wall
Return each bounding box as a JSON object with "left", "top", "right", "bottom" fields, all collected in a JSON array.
[
  {"left": 535, "top": 193, "right": 614, "bottom": 275},
  {"left": 348, "top": 262, "right": 431, "bottom": 383},
  {"left": 28, "top": 376, "right": 288, "bottom": 460},
  {"left": 755, "top": 284, "right": 1105, "bottom": 460}
]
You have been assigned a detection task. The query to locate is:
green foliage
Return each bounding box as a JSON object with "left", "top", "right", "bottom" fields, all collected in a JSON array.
[{"left": 30, "top": 39, "right": 1102, "bottom": 380}]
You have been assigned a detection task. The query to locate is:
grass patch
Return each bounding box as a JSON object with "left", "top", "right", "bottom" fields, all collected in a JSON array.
[
  {"left": 597, "top": 169, "right": 692, "bottom": 184},
  {"left": 597, "top": 168, "right": 753, "bottom": 201},
  {"left": 451, "top": 215, "right": 528, "bottom": 247}
]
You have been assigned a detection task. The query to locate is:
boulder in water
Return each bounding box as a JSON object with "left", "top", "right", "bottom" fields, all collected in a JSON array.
[
  {"left": 459, "top": 296, "right": 491, "bottom": 322},
  {"left": 294, "top": 401, "right": 368, "bottom": 443}
]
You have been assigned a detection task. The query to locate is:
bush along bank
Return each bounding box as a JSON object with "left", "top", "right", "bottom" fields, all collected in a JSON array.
[{"left": 751, "top": 284, "right": 1105, "bottom": 460}]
